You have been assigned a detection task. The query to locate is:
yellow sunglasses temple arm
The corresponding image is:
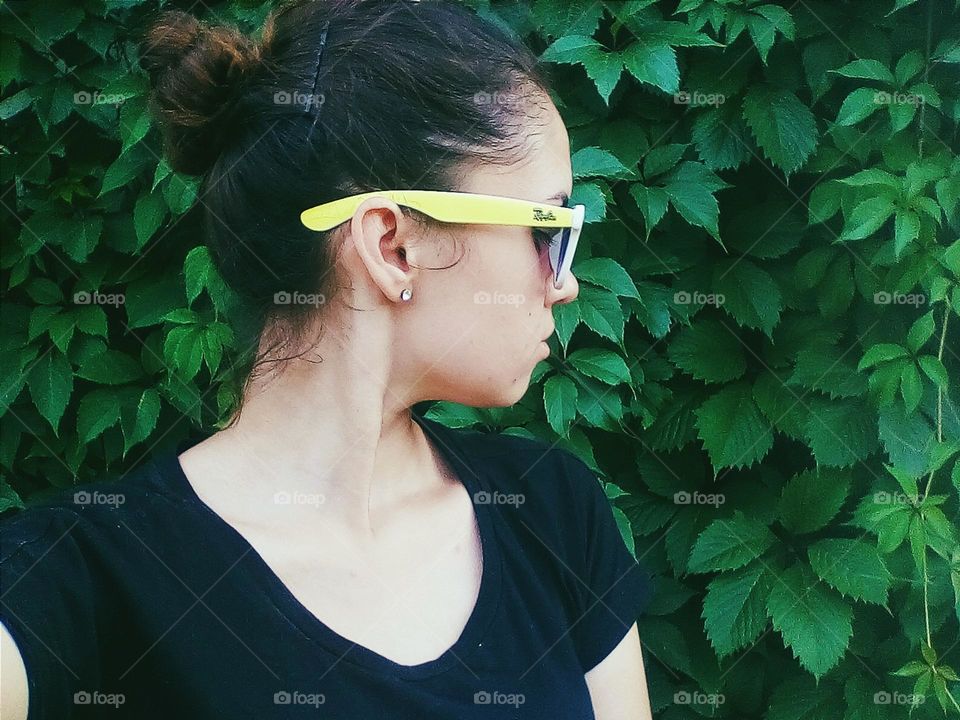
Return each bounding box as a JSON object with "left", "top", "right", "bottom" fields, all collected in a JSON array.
[{"left": 300, "top": 190, "right": 576, "bottom": 231}]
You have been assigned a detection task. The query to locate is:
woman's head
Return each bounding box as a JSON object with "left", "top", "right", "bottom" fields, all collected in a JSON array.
[{"left": 140, "top": 0, "right": 579, "bottom": 418}]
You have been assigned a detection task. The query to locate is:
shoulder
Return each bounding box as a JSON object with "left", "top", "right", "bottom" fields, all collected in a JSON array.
[
  {"left": 0, "top": 455, "right": 182, "bottom": 563},
  {"left": 442, "top": 423, "right": 608, "bottom": 539},
  {"left": 459, "top": 425, "right": 604, "bottom": 500}
]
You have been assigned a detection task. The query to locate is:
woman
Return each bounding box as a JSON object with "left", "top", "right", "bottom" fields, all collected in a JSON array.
[{"left": 1, "top": 1, "right": 654, "bottom": 717}]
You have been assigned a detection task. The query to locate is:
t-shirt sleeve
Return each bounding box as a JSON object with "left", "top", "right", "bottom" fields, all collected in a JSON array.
[
  {"left": 557, "top": 450, "right": 653, "bottom": 673},
  {"left": 0, "top": 506, "right": 103, "bottom": 720}
]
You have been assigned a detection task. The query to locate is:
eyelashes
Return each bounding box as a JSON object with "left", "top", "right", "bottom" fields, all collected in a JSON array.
[{"left": 532, "top": 229, "right": 556, "bottom": 252}]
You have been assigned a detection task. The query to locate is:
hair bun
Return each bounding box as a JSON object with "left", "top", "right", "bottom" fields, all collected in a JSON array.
[{"left": 139, "top": 10, "right": 263, "bottom": 176}]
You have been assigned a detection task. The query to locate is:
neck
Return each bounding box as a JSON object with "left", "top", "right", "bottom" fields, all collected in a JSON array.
[{"left": 190, "top": 306, "right": 444, "bottom": 536}]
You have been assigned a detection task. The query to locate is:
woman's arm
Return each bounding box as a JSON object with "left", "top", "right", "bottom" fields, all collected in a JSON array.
[
  {"left": 584, "top": 622, "right": 653, "bottom": 720},
  {"left": 1, "top": 621, "right": 29, "bottom": 720}
]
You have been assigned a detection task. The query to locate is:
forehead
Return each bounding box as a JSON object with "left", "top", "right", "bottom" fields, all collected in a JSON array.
[{"left": 458, "top": 97, "right": 573, "bottom": 202}]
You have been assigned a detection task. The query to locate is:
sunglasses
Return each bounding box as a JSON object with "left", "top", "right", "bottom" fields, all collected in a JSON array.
[{"left": 300, "top": 190, "right": 585, "bottom": 290}]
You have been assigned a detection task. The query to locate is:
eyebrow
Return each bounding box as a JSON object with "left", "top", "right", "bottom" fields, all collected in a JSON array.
[{"left": 544, "top": 191, "right": 570, "bottom": 205}]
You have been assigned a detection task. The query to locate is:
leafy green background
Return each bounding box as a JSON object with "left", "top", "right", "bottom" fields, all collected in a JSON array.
[{"left": 2, "top": 0, "right": 959, "bottom": 716}]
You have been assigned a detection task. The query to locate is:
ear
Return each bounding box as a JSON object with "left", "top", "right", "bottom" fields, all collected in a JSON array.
[{"left": 348, "top": 196, "right": 414, "bottom": 302}]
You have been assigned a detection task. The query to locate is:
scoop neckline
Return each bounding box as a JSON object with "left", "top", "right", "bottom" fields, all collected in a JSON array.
[{"left": 151, "top": 408, "right": 503, "bottom": 680}]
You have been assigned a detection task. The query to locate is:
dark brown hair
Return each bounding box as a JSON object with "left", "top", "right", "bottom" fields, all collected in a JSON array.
[{"left": 139, "top": 0, "right": 553, "bottom": 425}]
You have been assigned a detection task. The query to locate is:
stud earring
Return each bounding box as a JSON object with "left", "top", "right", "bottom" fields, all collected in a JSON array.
[{"left": 400, "top": 288, "right": 412, "bottom": 302}]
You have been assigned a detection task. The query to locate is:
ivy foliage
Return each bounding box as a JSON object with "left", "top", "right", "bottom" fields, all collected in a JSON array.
[{"left": 1, "top": 0, "right": 959, "bottom": 717}]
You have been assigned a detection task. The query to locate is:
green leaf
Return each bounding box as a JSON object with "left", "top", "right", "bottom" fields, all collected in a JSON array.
[
  {"left": 183, "top": 246, "right": 219, "bottom": 305},
  {"left": 836, "top": 88, "right": 884, "bottom": 126},
  {"left": 575, "top": 375, "right": 624, "bottom": 430},
  {"left": 611, "top": 505, "right": 635, "bottom": 556},
  {"left": 61, "top": 216, "right": 102, "bottom": 263},
  {"left": 918, "top": 355, "right": 949, "bottom": 389},
  {"left": 628, "top": 184, "right": 669, "bottom": 238},
  {"left": 807, "top": 181, "right": 843, "bottom": 224},
  {"left": 76, "top": 350, "right": 143, "bottom": 386},
  {"left": 830, "top": 59, "right": 895, "bottom": 84},
  {"left": 643, "top": 144, "right": 688, "bottom": 179},
  {"left": 839, "top": 193, "right": 897, "bottom": 241},
  {"left": 808, "top": 539, "right": 892, "bottom": 605},
  {"left": 778, "top": 469, "right": 851, "bottom": 534},
  {"left": 667, "top": 318, "right": 747, "bottom": 384},
  {"left": 100, "top": 147, "right": 151, "bottom": 197},
  {"left": 163, "top": 325, "right": 205, "bottom": 381},
  {"left": 767, "top": 563, "right": 854, "bottom": 678},
  {"left": 0, "top": 88, "right": 33, "bottom": 121},
  {"left": 906, "top": 311, "right": 935, "bottom": 353},
  {"left": 125, "top": 273, "right": 185, "bottom": 329},
  {"left": 27, "top": 350, "right": 73, "bottom": 435},
  {"left": 134, "top": 192, "right": 166, "bottom": 250},
  {"left": 662, "top": 161, "right": 731, "bottom": 243},
  {"left": 851, "top": 489, "right": 914, "bottom": 553},
  {"left": 543, "top": 374, "right": 578, "bottom": 437},
  {"left": 803, "top": 398, "right": 880, "bottom": 468},
  {"left": 746, "top": 5, "right": 795, "bottom": 63},
  {"left": 691, "top": 108, "right": 751, "bottom": 171},
  {"left": 858, "top": 343, "right": 909, "bottom": 370},
  {"left": 621, "top": 42, "right": 679, "bottom": 94},
  {"left": 788, "top": 347, "right": 867, "bottom": 399},
  {"left": 687, "top": 510, "right": 777, "bottom": 573},
  {"left": 531, "top": 0, "right": 604, "bottom": 38},
  {"left": 120, "top": 388, "right": 161, "bottom": 456},
  {"left": 893, "top": 210, "right": 920, "bottom": 256},
  {"left": 32, "top": 1, "right": 84, "bottom": 43},
  {"left": 713, "top": 259, "right": 782, "bottom": 337},
  {"left": 836, "top": 168, "right": 901, "bottom": 189},
  {"left": 573, "top": 258, "right": 640, "bottom": 300},
  {"left": 567, "top": 348, "right": 631, "bottom": 386},
  {"left": 77, "top": 388, "right": 121, "bottom": 444},
  {"left": 541, "top": 36, "right": 625, "bottom": 104},
  {"left": 899, "top": 362, "right": 923, "bottom": 415},
  {"left": 576, "top": 286, "right": 624, "bottom": 344},
  {"left": 695, "top": 382, "right": 774, "bottom": 469},
  {"left": 571, "top": 147, "right": 631, "bottom": 179},
  {"left": 163, "top": 173, "right": 200, "bottom": 215},
  {"left": 742, "top": 85, "right": 819, "bottom": 175},
  {"left": 702, "top": 563, "right": 771, "bottom": 658},
  {"left": 572, "top": 181, "right": 607, "bottom": 223}
]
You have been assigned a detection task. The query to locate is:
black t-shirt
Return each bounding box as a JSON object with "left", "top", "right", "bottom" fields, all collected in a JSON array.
[{"left": 1, "top": 409, "right": 652, "bottom": 719}]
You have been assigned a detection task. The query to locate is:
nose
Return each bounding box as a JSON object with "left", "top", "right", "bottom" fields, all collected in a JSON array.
[{"left": 547, "top": 271, "right": 579, "bottom": 306}]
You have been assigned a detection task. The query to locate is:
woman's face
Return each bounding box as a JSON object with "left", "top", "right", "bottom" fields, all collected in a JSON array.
[{"left": 403, "top": 97, "right": 580, "bottom": 407}]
